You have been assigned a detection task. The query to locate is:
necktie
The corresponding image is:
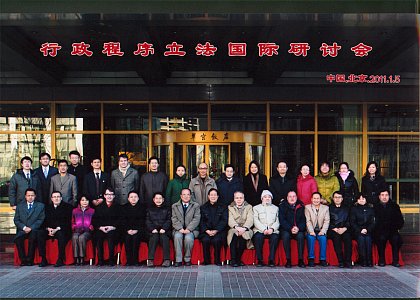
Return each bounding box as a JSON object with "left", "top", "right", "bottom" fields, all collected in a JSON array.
[
  {"left": 95, "top": 173, "right": 100, "bottom": 195},
  {"left": 26, "top": 173, "right": 30, "bottom": 180},
  {"left": 26, "top": 173, "right": 30, "bottom": 185},
  {"left": 28, "top": 203, "right": 33, "bottom": 211},
  {"left": 44, "top": 168, "right": 48, "bottom": 178}
]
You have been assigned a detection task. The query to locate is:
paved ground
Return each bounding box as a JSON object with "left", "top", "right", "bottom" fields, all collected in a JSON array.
[{"left": 0, "top": 264, "right": 419, "bottom": 298}]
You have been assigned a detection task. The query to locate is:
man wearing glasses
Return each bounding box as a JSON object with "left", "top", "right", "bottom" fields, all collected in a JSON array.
[{"left": 189, "top": 163, "right": 217, "bottom": 206}]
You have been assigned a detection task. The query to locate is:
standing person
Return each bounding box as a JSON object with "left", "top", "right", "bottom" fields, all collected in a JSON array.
[
  {"left": 9, "top": 156, "right": 42, "bottom": 209},
  {"left": 165, "top": 164, "right": 190, "bottom": 205},
  {"left": 92, "top": 187, "right": 121, "bottom": 266},
  {"left": 171, "top": 188, "right": 201, "bottom": 266},
  {"left": 189, "top": 162, "right": 217, "bottom": 206},
  {"left": 361, "top": 161, "right": 387, "bottom": 205},
  {"left": 335, "top": 162, "right": 359, "bottom": 208},
  {"left": 83, "top": 157, "right": 110, "bottom": 207},
  {"left": 67, "top": 150, "right": 88, "bottom": 198},
  {"left": 34, "top": 153, "right": 58, "bottom": 205},
  {"left": 146, "top": 192, "right": 172, "bottom": 268},
  {"left": 140, "top": 157, "right": 169, "bottom": 208},
  {"left": 199, "top": 188, "right": 228, "bottom": 266},
  {"left": 253, "top": 190, "right": 280, "bottom": 267},
  {"left": 72, "top": 195, "right": 95, "bottom": 266},
  {"left": 227, "top": 191, "right": 254, "bottom": 267},
  {"left": 111, "top": 154, "right": 139, "bottom": 206},
  {"left": 50, "top": 160, "right": 78, "bottom": 207},
  {"left": 296, "top": 164, "right": 318, "bottom": 206},
  {"left": 216, "top": 164, "right": 243, "bottom": 207},
  {"left": 278, "top": 191, "right": 306, "bottom": 268},
  {"left": 243, "top": 160, "right": 268, "bottom": 206},
  {"left": 350, "top": 194, "right": 375, "bottom": 267},
  {"left": 269, "top": 161, "right": 296, "bottom": 206},
  {"left": 374, "top": 189, "right": 404, "bottom": 267},
  {"left": 121, "top": 191, "right": 147, "bottom": 266},
  {"left": 14, "top": 188, "right": 45, "bottom": 266},
  {"left": 315, "top": 161, "right": 340, "bottom": 205},
  {"left": 328, "top": 191, "right": 352, "bottom": 268},
  {"left": 38, "top": 191, "right": 73, "bottom": 267}
]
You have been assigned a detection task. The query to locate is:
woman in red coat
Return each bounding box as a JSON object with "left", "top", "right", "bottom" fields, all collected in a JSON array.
[{"left": 296, "top": 164, "right": 318, "bottom": 205}]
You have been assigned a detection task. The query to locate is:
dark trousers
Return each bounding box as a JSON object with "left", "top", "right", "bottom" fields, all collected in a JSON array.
[
  {"left": 38, "top": 230, "right": 70, "bottom": 262},
  {"left": 15, "top": 231, "right": 40, "bottom": 263},
  {"left": 281, "top": 230, "right": 305, "bottom": 260},
  {"left": 375, "top": 232, "right": 402, "bottom": 263},
  {"left": 229, "top": 234, "right": 247, "bottom": 263},
  {"left": 253, "top": 232, "right": 279, "bottom": 261},
  {"left": 356, "top": 234, "right": 372, "bottom": 264},
  {"left": 148, "top": 233, "right": 170, "bottom": 260},
  {"left": 95, "top": 230, "right": 119, "bottom": 262},
  {"left": 124, "top": 232, "right": 142, "bottom": 265},
  {"left": 201, "top": 233, "right": 224, "bottom": 264},
  {"left": 329, "top": 230, "right": 352, "bottom": 264}
]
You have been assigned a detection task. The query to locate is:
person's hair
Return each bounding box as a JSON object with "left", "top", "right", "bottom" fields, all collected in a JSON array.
[
  {"left": 248, "top": 160, "right": 261, "bottom": 174},
  {"left": 207, "top": 188, "right": 219, "bottom": 196},
  {"left": 233, "top": 191, "right": 244, "bottom": 197},
  {"left": 104, "top": 187, "right": 115, "bottom": 194},
  {"left": 91, "top": 157, "right": 102, "bottom": 163},
  {"left": 357, "top": 193, "right": 366, "bottom": 200},
  {"left": 78, "top": 194, "right": 90, "bottom": 203},
  {"left": 153, "top": 192, "right": 164, "bottom": 199},
  {"left": 25, "top": 188, "right": 36, "bottom": 195},
  {"left": 339, "top": 161, "right": 349, "bottom": 169},
  {"left": 312, "top": 191, "right": 322, "bottom": 198},
  {"left": 224, "top": 164, "right": 235, "bottom": 171},
  {"left": 69, "top": 150, "right": 81, "bottom": 157},
  {"left": 39, "top": 152, "right": 51, "bottom": 160},
  {"left": 20, "top": 156, "right": 33, "bottom": 164},
  {"left": 118, "top": 153, "right": 129, "bottom": 160},
  {"left": 332, "top": 191, "right": 343, "bottom": 198},
  {"left": 57, "top": 159, "right": 68, "bottom": 166},
  {"left": 148, "top": 156, "right": 159, "bottom": 164},
  {"left": 378, "top": 188, "right": 390, "bottom": 195},
  {"left": 128, "top": 190, "right": 139, "bottom": 198},
  {"left": 319, "top": 161, "right": 330, "bottom": 171},
  {"left": 175, "top": 164, "right": 186, "bottom": 172},
  {"left": 51, "top": 190, "right": 62, "bottom": 197},
  {"left": 287, "top": 190, "right": 297, "bottom": 196},
  {"left": 300, "top": 164, "right": 310, "bottom": 171},
  {"left": 180, "top": 188, "right": 191, "bottom": 195},
  {"left": 276, "top": 161, "right": 287, "bottom": 168},
  {"left": 364, "top": 161, "right": 380, "bottom": 177}
]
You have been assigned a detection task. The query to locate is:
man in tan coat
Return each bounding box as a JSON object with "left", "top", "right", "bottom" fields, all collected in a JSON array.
[{"left": 172, "top": 188, "right": 201, "bottom": 266}]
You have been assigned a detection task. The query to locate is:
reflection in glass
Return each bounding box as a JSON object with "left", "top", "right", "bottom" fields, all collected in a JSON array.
[
  {"left": 271, "top": 104, "right": 314, "bottom": 131},
  {"left": 187, "top": 145, "right": 204, "bottom": 179},
  {"left": 0, "top": 104, "right": 51, "bottom": 131},
  {"left": 152, "top": 104, "right": 207, "bottom": 131},
  {"left": 56, "top": 134, "right": 100, "bottom": 166},
  {"left": 212, "top": 104, "right": 266, "bottom": 131},
  {"left": 104, "top": 103, "right": 148, "bottom": 130},
  {"left": 153, "top": 145, "right": 170, "bottom": 176},
  {"left": 56, "top": 104, "right": 100, "bottom": 131},
  {"left": 368, "top": 104, "right": 419, "bottom": 132},
  {"left": 318, "top": 105, "right": 361, "bottom": 131},
  {"left": 209, "top": 145, "right": 229, "bottom": 179}
]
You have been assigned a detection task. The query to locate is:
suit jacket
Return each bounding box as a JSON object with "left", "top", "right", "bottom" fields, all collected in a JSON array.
[
  {"left": 171, "top": 201, "right": 201, "bottom": 238},
  {"left": 111, "top": 167, "right": 139, "bottom": 205},
  {"left": 304, "top": 204, "right": 330, "bottom": 235},
  {"left": 189, "top": 175, "right": 217, "bottom": 206},
  {"left": 243, "top": 173, "right": 269, "bottom": 206},
  {"left": 8, "top": 169, "right": 42, "bottom": 206},
  {"left": 50, "top": 173, "right": 78, "bottom": 206},
  {"left": 34, "top": 166, "right": 58, "bottom": 204},
  {"left": 83, "top": 171, "right": 110, "bottom": 203},
  {"left": 43, "top": 201, "right": 73, "bottom": 236},
  {"left": 68, "top": 164, "right": 89, "bottom": 198},
  {"left": 14, "top": 201, "right": 45, "bottom": 240}
]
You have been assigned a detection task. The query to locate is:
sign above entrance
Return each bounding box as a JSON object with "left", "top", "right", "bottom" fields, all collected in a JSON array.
[{"left": 153, "top": 131, "right": 266, "bottom": 144}]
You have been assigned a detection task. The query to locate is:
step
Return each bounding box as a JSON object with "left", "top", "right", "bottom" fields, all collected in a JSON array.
[
  {"left": 401, "top": 243, "right": 420, "bottom": 253},
  {"left": 401, "top": 234, "right": 420, "bottom": 244},
  {"left": 402, "top": 252, "right": 420, "bottom": 264}
]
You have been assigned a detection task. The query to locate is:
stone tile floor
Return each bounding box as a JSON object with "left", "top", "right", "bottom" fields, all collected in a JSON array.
[{"left": 0, "top": 264, "right": 418, "bottom": 298}]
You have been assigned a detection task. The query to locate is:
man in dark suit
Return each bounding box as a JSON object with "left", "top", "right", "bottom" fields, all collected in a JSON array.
[
  {"left": 38, "top": 191, "right": 73, "bottom": 267},
  {"left": 83, "top": 157, "right": 110, "bottom": 207},
  {"left": 68, "top": 150, "right": 88, "bottom": 198},
  {"left": 50, "top": 160, "right": 78, "bottom": 207},
  {"left": 34, "top": 153, "right": 58, "bottom": 205},
  {"left": 14, "top": 188, "right": 45, "bottom": 266}
]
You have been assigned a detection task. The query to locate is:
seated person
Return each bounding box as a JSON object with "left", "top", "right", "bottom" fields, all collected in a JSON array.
[
  {"left": 305, "top": 192, "right": 330, "bottom": 267},
  {"left": 328, "top": 191, "right": 352, "bottom": 268},
  {"left": 227, "top": 191, "right": 254, "bottom": 267},
  {"left": 279, "top": 191, "right": 306, "bottom": 268},
  {"left": 171, "top": 188, "right": 201, "bottom": 266},
  {"left": 14, "top": 188, "right": 45, "bottom": 266},
  {"left": 121, "top": 191, "right": 147, "bottom": 266},
  {"left": 253, "top": 190, "right": 280, "bottom": 267},
  {"left": 374, "top": 189, "right": 404, "bottom": 267},
  {"left": 199, "top": 188, "right": 228, "bottom": 266},
  {"left": 92, "top": 187, "right": 121, "bottom": 266},
  {"left": 38, "top": 191, "right": 73, "bottom": 267},
  {"left": 146, "top": 192, "right": 172, "bottom": 267},
  {"left": 350, "top": 193, "right": 375, "bottom": 267},
  {"left": 72, "top": 195, "right": 95, "bottom": 266}
]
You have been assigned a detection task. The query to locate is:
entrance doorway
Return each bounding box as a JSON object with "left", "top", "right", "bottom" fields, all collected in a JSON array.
[{"left": 152, "top": 131, "right": 265, "bottom": 180}]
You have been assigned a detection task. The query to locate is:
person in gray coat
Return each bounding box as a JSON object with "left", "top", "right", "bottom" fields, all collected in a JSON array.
[
  {"left": 189, "top": 162, "right": 217, "bottom": 206},
  {"left": 172, "top": 188, "right": 201, "bottom": 266},
  {"left": 111, "top": 154, "right": 140, "bottom": 206},
  {"left": 139, "top": 156, "right": 168, "bottom": 208},
  {"left": 9, "top": 156, "right": 42, "bottom": 209},
  {"left": 50, "top": 160, "right": 78, "bottom": 207}
]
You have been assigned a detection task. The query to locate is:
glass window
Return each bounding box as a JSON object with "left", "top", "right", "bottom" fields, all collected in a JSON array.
[
  {"left": 271, "top": 104, "right": 314, "bottom": 131},
  {"left": 56, "top": 103, "right": 100, "bottom": 131},
  {"left": 55, "top": 134, "right": 100, "bottom": 166},
  {"left": 318, "top": 104, "right": 362, "bottom": 131},
  {"left": 104, "top": 134, "right": 149, "bottom": 176},
  {"left": 0, "top": 134, "right": 51, "bottom": 202},
  {"left": 318, "top": 135, "right": 362, "bottom": 177},
  {"left": 0, "top": 104, "right": 51, "bottom": 131},
  {"left": 152, "top": 104, "right": 207, "bottom": 131},
  {"left": 211, "top": 104, "right": 266, "bottom": 131},
  {"left": 368, "top": 104, "right": 419, "bottom": 132},
  {"left": 153, "top": 145, "right": 170, "bottom": 176},
  {"left": 270, "top": 134, "right": 314, "bottom": 177},
  {"left": 104, "top": 103, "right": 148, "bottom": 131}
]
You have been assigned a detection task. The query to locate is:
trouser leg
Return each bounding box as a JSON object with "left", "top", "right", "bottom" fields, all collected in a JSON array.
[
  {"left": 306, "top": 234, "right": 316, "bottom": 259},
  {"left": 296, "top": 232, "right": 305, "bottom": 260},
  {"left": 253, "top": 232, "right": 264, "bottom": 261},
  {"left": 331, "top": 232, "right": 344, "bottom": 262},
  {"left": 318, "top": 234, "right": 327, "bottom": 261},
  {"left": 201, "top": 235, "right": 211, "bottom": 263},
  {"left": 183, "top": 233, "right": 195, "bottom": 262},
  {"left": 173, "top": 231, "right": 184, "bottom": 263},
  {"left": 148, "top": 233, "right": 159, "bottom": 260},
  {"left": 268, "top": 233, "right": 280, "bottom": 261},
  {"left": 160, "top": 234, "right": 170, "bottom": 260},
  {"left": 281, "top": 231, "right": 292, "bottom": 260},
  {"left": 389, "top": 233, "right": 402, "bottom": 263}
]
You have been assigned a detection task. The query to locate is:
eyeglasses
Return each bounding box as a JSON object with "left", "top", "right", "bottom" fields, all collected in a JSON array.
[
  {"left": 104, "top": 193, "right": 115, "bottom": 196},
  {"left": 199, "top": 167, "right": 208, "bottom": 170},
  {"left": 333, "top": 196, "right": 343, "bottom": 198}
]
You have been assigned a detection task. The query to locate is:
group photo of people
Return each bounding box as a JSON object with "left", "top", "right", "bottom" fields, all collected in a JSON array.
[{"left": 11, "top": 151, "right": 404, "bottom": 269}]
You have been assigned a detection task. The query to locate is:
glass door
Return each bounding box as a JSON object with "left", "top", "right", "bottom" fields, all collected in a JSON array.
[{"left": 209, "top": 145, "right": 229, "bottom": 179}]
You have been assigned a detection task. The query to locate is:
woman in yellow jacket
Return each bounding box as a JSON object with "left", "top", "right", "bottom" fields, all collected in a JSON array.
[{"left": 315, "top": 161, "right": 340, "bottom": 205}]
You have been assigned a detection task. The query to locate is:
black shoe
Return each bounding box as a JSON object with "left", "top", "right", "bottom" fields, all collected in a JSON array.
[
  {"left": 20, "top": 260, "right": 28, "bottom": 267},
  {"left": 378, "top": 261, "right": 386, "bottom": 267},
  {"left": 108, "top": 260, "right": 115, "bottom": 266},
  {"left": 97, "top": 260, "right": 105, "bottom": 266},
  {"left": 256, "top": 260, "right": 264, "bottom": 267},
  {"left": 344, "top": 262, "right": 352, "bottom": 269},
  {"left": 308, "top": 259, "right": 315, "bottom": 267},
  {"left": 392, "top": 262, "right": 401, "bottom": 268},
  {"left": 184, "top": 261, "right": 191, "bottom": 266},
  {"left": 285, "top": 259, "right": 292, "bottom": 268},
  {"left": 338, "top": 262, "right": 344, "bottom": 268},
  {"left": 268, "top": 260, "right": 275, "bottom": 267},
  {"left": 367, "top": 262, "right": 373, "bottom": 267},
  {"left": 26, "top": 260, "right": 34, "bottom": 266},
  {"left": 216, "top": 261, "right": 223, "bottom": 266},
  {"left": 239, "top": 261, "right": 245, "bottom": 267},
  {"left": 174, "top": 262, "right": 182, "bottom": 267},
  {"left": 39, "top": 260, "right": 48, "bottom": 267},
  {"left": 54, "top": 259, "right": 64, "bottom": 267},
  {"left": 320, "top": 260, "right": 328, "bottom": 267},
  {"left": 231, "top": 262, "right": 239, "bottom": 267},
  {"left": 298, "top": 259, "right": 306, "bottom": 268}
]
